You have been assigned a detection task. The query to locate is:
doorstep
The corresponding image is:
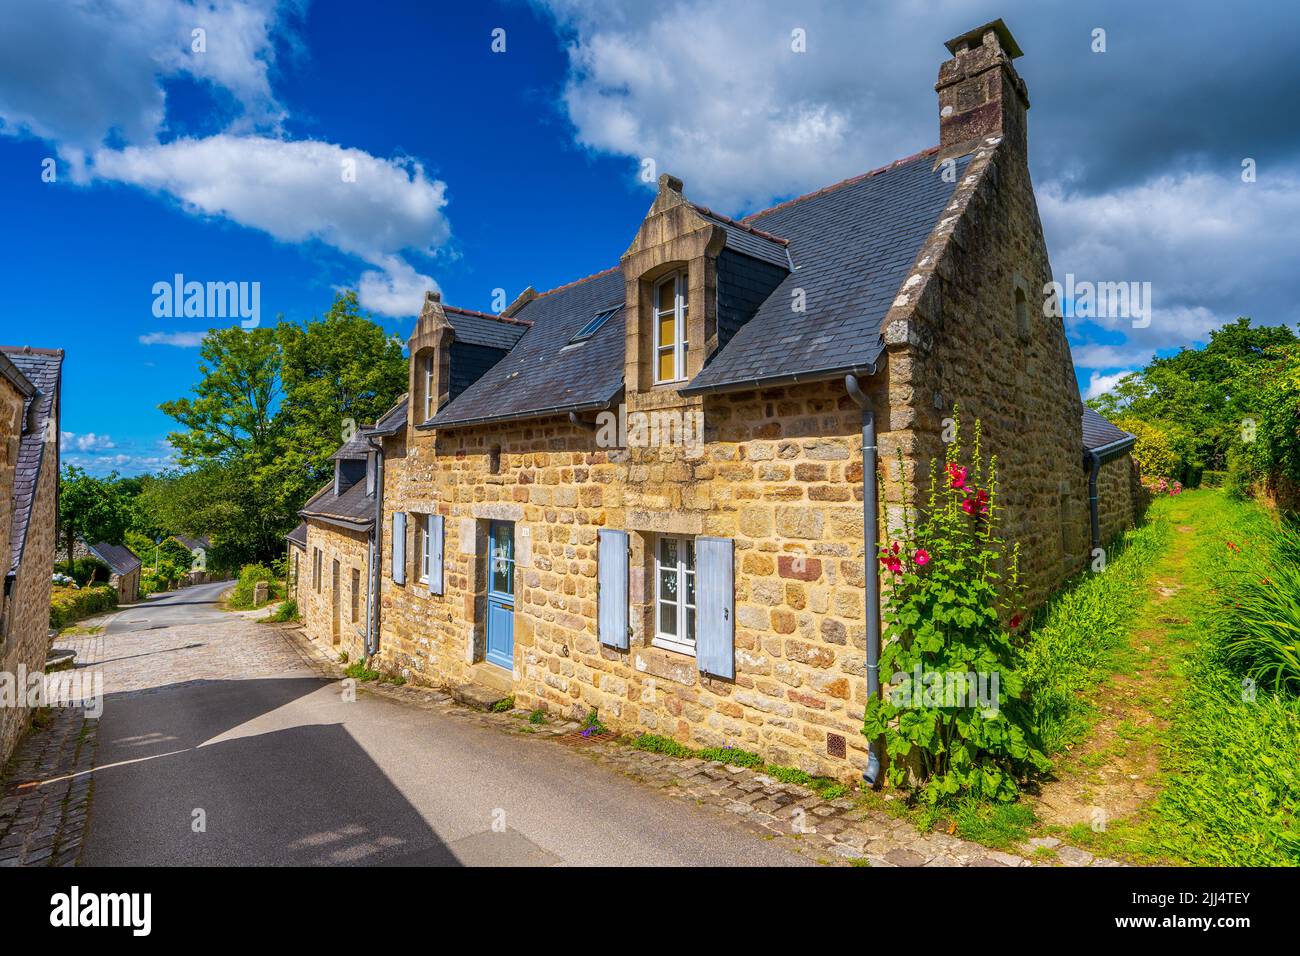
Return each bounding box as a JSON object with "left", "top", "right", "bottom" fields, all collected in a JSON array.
[{"left": 450, "top": 662, "right": 514, "bottom": 711}]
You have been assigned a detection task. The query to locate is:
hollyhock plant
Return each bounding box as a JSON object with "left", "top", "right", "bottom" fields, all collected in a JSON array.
[{"left": 863, "top": 408, "right": 1046, "bottom": 805}]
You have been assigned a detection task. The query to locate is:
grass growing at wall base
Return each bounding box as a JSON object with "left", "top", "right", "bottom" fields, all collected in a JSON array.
[{"left": 630, "top": 734, "right": 850, "bottom": 799}]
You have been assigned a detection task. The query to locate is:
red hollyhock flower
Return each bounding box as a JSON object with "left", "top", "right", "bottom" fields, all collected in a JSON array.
[
  {"left": 914, "top": 549, "right": 931, "bottom": 566},
  {"left": 1009, "top": 614, "right": 1023, "bottom": 629},
  {"left": 947, "top": 463, "right": 968, "bottom": 490},
  {"left": 961, "top": 498, "right": 975, "bottom": 514}
]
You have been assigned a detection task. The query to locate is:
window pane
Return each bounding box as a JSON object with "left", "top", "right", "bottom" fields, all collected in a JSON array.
[
  {"left": 659, "top": 567, "right": 678, "bottom": 600},
  {"left": 685, "top": 607, "right": 696, "bottom": 643},
  {"left": 683, "top": 539, "right": 695, "bottom": 570},
  {"left": 657, "top": 309, "right": 675, "bottom": 348},
  {"left": 657, "top": 278, "right": 675, "bottom": 314},
  {"left": 659, "top": 600, "right": 677, "bottom": 637},
  {"left": 657, "top": 348, "right": 675, "bottom": 382},
  {"left": 659, "top": 536, "right": 678, "bottom": 566},
  {"left": 684, "top": 569, "right": 695, "bottom": 607}
]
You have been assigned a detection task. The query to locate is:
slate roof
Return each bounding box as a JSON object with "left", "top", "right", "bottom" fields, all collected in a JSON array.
[
  {"left": 172, "top": 534, "right": 210, "bottom": 552},
  {"left": 691, "top": 205, "right": 792, "bottom": 269},
  {"left": 299, "top": 477, "right": 375, "bottom": 531},
  {"left": 366, "top": 394, "right": 408, "bottom": 437},
  {"left": 286, "top": 521, "right": 308, "bottom": 550},
  {"left": 330, "top": 432, "right": 372, "bottom": 461},
  {"left": 421, "top": 145, "right": 973, "bottom": 427},
  {"left": 2, "top": 346, "right": 62, "bottom": 577},
  {"left": 445, "top": 307, "right": 531, "bottom": 351},
  {"left": 87, "top": 542, "right": 141, "bottom": 576},
  {"left": 425, "top": 269, "right": 627, "bottom": 429},
  {"left": 684, "top": 148, "right": 968, "bottom": 394},
  {"left": 1082, "top": 406, "right": 1135, "bottom": 452}
]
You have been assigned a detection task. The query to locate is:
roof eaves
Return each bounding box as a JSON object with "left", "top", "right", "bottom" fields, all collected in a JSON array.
[
  {"left": 680, "top": 358, "right": 881, "bottom": 397},
  {"left": 420, "top": 394, "right": 620, "bottom": 431}
]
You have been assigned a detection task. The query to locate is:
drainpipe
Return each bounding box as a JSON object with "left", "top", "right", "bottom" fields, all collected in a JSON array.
[
  {"left": 1082, "top": 435, "right": 1137, "bottom": 554},
  {"left": 1085, "top": 451, "right": 1102, "bottom": 553},
  {"left": 366, "top": 436, "right": 385, "bottom": 657},
  {"left": 844, "top": 374, "right": 882, "bottom": 786}
]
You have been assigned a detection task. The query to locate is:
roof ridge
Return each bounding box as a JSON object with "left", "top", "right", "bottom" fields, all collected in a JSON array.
[
  {"left": 534, "top": 266, "right": 621, "bottom": 299},
  {"left": 443, "top": 304, "right": 533, "bottom": 327},
  {"left": 691, "top": 203, "right": 789, "bottom": 245},
  {"left": 742, "top": 145, "right": 942, "bottom": 223},
  {"left": 0, "top": 345, "right": 65, "bottom": 357}
]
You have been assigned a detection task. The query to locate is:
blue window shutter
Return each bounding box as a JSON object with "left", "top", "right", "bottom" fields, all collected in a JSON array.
[
  {"left": 428, "top": 514, "right": 444, "bottom": 595},
  {"left": 695, "top": 536, "right": 735, "bottom": 679},
  {"left": 392, "top": 512, "right": 406, "bottom": 585},
  {"left": 598, "top": 529, "right": 629, "bottom": 649}
]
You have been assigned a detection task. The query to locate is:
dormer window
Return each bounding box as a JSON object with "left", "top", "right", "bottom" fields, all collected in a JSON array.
[{"left": 654, "top": 271, "right": 688, "bottom": 384}]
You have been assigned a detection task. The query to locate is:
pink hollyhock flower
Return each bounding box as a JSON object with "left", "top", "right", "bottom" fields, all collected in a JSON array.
[
  {"left": 891, "top": 540, "right": 901, "bottom": 555},
  {"left": 1009, "top": 614, "right": 1023, "bottom": 630},
  {"left": 976, "top": 489, "right": 990, "bottom": 513},
  {"left": 947, "top": 463, "right": 968, "bottom": 490},
  {"left": 961, "top": 497, "right": 975, "bottom": 514},
  {"left": 914, "top": 549, "right": 931, "bottom": 566}
]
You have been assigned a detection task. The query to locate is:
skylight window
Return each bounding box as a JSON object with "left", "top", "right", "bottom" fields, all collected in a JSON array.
[{"left": 569, "top": 306, "right": 620, "bottom": 344}]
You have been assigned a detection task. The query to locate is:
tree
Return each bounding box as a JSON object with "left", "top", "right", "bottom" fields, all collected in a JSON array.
[
  {"left": 58, "top": 466, "right": 133, "bottom": 565},
  {"left": 160, "top": 326, "right": 282, "bottom": 465},
  {"left": 154, "top": 292, "right": 406, "bottom": 567},
  {"left": 1088, "top": 318, "right": 1299, "bottom": 479}
]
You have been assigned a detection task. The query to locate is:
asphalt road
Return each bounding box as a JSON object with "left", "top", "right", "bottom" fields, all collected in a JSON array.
[{"left": 82, "top": 582, "right": 809, "bottom": 866}]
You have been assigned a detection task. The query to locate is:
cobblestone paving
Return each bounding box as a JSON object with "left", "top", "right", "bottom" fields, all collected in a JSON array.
[{"left": 0, "top": 627, "right": 104, "bottom": 867}]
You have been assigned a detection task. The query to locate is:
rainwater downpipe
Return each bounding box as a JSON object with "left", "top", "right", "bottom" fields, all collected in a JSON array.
[
  {"left": 845, "top": 374, "right": 882, "bottom": 786},
  {"left": 1086, "top": 450, "right": 1102, "bottom": 553},
  {"left": 366, "top": 436, "right": 385, "bottom": 657}
]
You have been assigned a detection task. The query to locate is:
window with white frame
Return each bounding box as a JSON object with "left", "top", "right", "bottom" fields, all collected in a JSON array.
[
  {"left": 653, "top": 271, "right": 688, "bottom": 384},
  {"left": 654, "top": 535, "right": 696, "bottom": 655},
  {"left": 422, "top": 354, "right": 435, "bottom": 421},
  {"left": 416, "top": 515, "right": 431, "bottom": 583}
]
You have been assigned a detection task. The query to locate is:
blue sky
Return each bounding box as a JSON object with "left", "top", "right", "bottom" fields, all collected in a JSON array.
[{"left": 1, "top": 0, "right": 1297, "bottom": 475}]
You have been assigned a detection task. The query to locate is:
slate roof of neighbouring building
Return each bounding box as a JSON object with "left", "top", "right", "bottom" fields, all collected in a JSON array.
[
  {"left": 299, "top": 477, "right": 375, "bottom": 532},
  {"left": 1082, "top": 406, "right": 1135, "bottom": 452},
  {"left": 172, "top": 534, "right": 210, "bottom": 552},
  {"left": 286, "top": 521, "right": 308, "bottom": 550},
  {"left": 2, "top": 346, "right": 62, "bottom": 577},
  {"left": 87, "top": 542, "right": 141, "bottom": 576},
  {"left": 423, "top": 145, "right": 971, "bottom": 428},
  {"left": 330, "top": 432, "right": 372, "bottom": 460},
  {"left": 366, "top": 394, "right": 408, "bottom": 437},
  {"left": 425, "top": 268, "right": 627, "bottom": 429}
]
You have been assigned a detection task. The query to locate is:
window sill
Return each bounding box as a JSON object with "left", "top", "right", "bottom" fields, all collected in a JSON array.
[{"left": 651, "top": 635, "right": 696, "bottom": 659}]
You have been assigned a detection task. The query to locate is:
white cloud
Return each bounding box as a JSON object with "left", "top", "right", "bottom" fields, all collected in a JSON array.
[
  {"left": 91, "top": 135, "right": 449, "bottom": 273},
  {"left": 0, "top": 0, "right": 286, "bottom": 162},
  {"left": 355, "top": 258, "right": 439, "bottom": 318},
  {"left": 139, "top": 331, "right": 207, "bottom": 347},
  {"left": 60, "top": 431, "right": 117, "bottom": 452},
  {"left": 539, "top": 0, "right": 937, "bottom": 210},
  {"left": 1083, "top": 369, "right": 1137, "bottom": 401},
  {"left": 0, "top": 0, "right": 449, "bottom": 307}
]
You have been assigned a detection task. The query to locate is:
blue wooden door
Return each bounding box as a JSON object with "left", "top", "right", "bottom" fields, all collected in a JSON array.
[{"left": 486, "top": 521, "right": 515, "bottom": 670}]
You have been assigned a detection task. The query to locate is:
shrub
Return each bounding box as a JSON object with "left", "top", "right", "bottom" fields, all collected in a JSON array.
[
  {"left": 50, "top": 584, "right": 116, "bottom": 629},
  {"left": 265, "top": 598, "right": 298, "bottom": 622},
  {"left": 1114, "top": 416, "right": 1182, "bottom": 480},
  {"left": 343, "top": 660, "right": 381, "bottom": 681},
  {"left": 55, "top": 557, "right": 112, "bottom": 587},
  {"left": 229, "top": 563, "right": 279, "bottom": 608},
  {"left": 696, "top": 745, "right": 764, "bottom": 768},
  {"left": 863, "top": 412, "right": 1048, "bottom": 804}
]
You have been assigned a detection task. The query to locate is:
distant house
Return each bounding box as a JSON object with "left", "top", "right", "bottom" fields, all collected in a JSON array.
[
  {"left": 0, "top": 345, "right": 63, "bottom": 768},
  {"left": 85, "top": 541, "right": 142, "bottom": 605}
]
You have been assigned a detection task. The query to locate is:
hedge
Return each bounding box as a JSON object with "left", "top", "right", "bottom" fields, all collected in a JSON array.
[{"left": 50, "top": 584, "right": 117, "bottom": 629}]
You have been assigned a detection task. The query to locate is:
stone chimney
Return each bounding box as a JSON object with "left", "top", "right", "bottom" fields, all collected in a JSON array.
[{"left": 936, "top": 19, "right": 1028, "bottom": 160}]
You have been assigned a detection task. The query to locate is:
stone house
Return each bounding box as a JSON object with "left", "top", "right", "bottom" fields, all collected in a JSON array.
[
  {"left": 85, "top": 541, "right": 142, "bottom": 605},
  {"left": 304, "top": 20, "right": 1139, "bottom": 779},
  {"left": 0, "top": 346, "right": 63, "bottom": 769}
]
